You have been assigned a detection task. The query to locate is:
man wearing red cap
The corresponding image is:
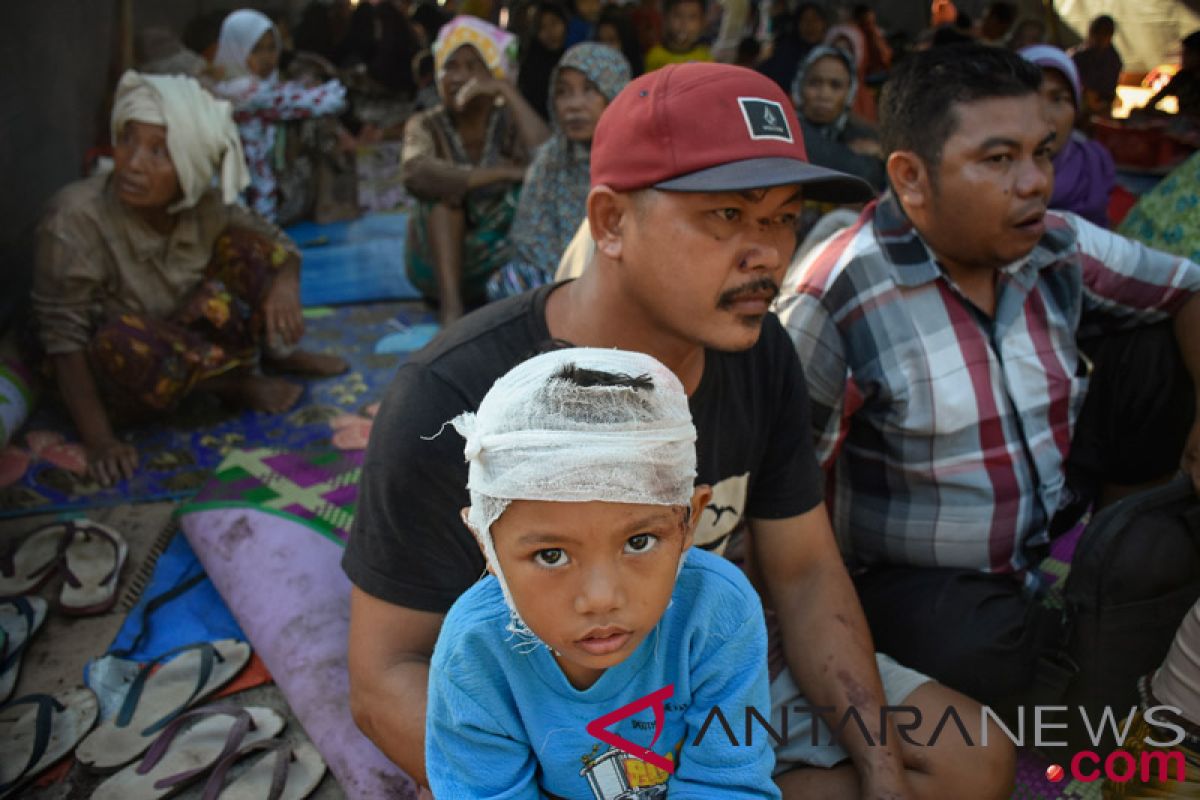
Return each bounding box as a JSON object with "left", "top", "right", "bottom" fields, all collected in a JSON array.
[{"left": 345, "top": 63, "right": 1015, "bottom": 798}]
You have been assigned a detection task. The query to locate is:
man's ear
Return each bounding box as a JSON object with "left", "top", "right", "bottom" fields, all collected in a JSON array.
[
  {"left": 885, "top": 150, "right": 931, "bottom": 213},
  {"left": 587, "top": 185, "right": 628, "bottom": 260},
  {"left": 460, "top": 507, "right": 494, "bottom": 574},
  {"left": 682, "top": 485, "right": 713, "bottom": 550}
]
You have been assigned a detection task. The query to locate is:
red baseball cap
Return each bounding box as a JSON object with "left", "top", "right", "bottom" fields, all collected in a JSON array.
[{"left": 590, "top": 63, "right": 873, "bottom": 203}]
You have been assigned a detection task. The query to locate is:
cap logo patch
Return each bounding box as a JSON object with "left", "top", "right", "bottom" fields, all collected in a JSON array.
[{"left": 738, "top": 97, "right": 793, "bottom": 143}]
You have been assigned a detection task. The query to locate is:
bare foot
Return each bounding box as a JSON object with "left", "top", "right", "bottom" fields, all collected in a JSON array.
[
  {"left": 244, "top": 376, "right": 304, "bottom": 412},
  {"left": 264, "top": 350, "right": 349, "bottom": 377},
  {"left": 207, "top": 375, "right": 304, "bottom": 413}
]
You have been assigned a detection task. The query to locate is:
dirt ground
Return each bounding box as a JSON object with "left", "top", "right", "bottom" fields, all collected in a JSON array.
[{"left": 0, "top": 502, "right": 345, "bottom": 799}]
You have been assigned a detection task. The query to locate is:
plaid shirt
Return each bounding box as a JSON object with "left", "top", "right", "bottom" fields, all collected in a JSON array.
[{"left": 775, "top": 192, "right": 1200, "bottom": 576}]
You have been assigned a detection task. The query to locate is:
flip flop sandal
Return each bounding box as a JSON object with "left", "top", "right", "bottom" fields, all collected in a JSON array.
[
  {"left": 0, "top": 597, "right": 48, "bottom": 703},
  {"left": 91, "top": 704, "right": 285, "bottom": 800},
  {"left": 75, "top": 639, "right": 252, "bottom": 771},
  {"left": 204, "top": 738, "right": 326, "bottom": 800},
  {"left": 0, "top": 687, "right": 99, "bottom": 799},
  {"left": 57, "top": 519, "right": 129, "bottom": 615},
  {"left": 0, "top": 523, "right": 67, "bottom": 596}
]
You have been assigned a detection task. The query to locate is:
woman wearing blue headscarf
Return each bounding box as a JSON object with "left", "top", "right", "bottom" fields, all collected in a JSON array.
[{"left": 487, "top": 43, "right": 630, "bottom": 299}]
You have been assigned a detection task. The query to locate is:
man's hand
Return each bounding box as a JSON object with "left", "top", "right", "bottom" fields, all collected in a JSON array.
[
  {"left": 1183, "top": 418, "right": 1200, "bottom": 494},
  {"left": 87, "top": 438, "right": 138, "bottom": 487},
  {"left": 263, "top": 268, "right": 304, "bottom": 348}
]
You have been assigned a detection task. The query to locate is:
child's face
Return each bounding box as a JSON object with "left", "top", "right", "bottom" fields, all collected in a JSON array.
[
  {"left": 247, "top": 29, "right": 279, "bottom": 79},
  {"left": 575, "top": 0, "right": 601, "bottom": 23},
  {"left": 665, "top": 0, "right": 704, "bottom": 51},
  {"left": 487, "top": 490, "right": 709, "bottom": 689}
]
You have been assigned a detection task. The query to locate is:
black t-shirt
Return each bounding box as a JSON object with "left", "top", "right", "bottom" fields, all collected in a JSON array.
[{"left": 342, "top": 283, "right": 824, "bottom": 612}]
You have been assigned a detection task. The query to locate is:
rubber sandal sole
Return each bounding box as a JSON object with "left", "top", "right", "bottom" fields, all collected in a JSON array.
[
  {"left": 58, "top": 519, "right": 129, "bottom": 615},
  {"left": 75, "top": 639, "right": 252, "bottom": 771},
  {"left": 91, "top": 706, "right": 284, "bottom": 800},
  {"left": 0, "top": 687, "right": 99, "bottom": 799},
  {"left": 0, "top": 525, "right": 64, "bottom": 596},
  {"left": 0, "top": 597, "right": 48, "bottom": 703},
  {"left": 220, "top": 740, "right": 326, "bottom": 800}
]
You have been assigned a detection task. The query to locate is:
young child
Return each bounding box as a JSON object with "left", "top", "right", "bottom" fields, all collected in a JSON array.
[
  {"left": 426, "top": 347, "right": 779, "bottom": 799},
  {"left": 211, "top": 8, "right": 347, "bottom": 222},
  {"left": 645, "top": 0, "right": 712, "bottom": 73}
]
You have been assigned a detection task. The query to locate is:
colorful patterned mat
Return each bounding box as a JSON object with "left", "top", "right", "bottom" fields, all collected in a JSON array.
[
  {"left": 0, "top": 302, "right": 432, "bottom": 517},
  {"left": 179, "top": 447, "right": 363, "bottom": 546}
]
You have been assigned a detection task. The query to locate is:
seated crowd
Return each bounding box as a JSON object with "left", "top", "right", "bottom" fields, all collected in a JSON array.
[{"left": 23, "top": 0, "right": 1200, "bottom": 797}]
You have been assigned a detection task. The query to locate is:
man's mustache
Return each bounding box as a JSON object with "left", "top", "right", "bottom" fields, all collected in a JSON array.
[{"left": 718, "top": 278, "right": 780, "bottom": 309}]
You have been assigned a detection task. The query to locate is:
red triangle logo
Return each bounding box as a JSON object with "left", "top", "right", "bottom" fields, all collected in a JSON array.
[{"left": 585, "top": 684, "right": 676, "bottom": 774}]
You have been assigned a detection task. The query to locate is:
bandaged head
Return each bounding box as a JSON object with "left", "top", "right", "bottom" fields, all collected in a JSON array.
[
  {"left": 448, "top": 347, "right": 697, "bottom": 638},
  {"left": 110, "top": 70, "right": 251, "bottom": 212}
]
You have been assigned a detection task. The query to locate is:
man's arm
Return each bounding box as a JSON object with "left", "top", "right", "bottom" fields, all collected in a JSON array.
[
  {"left": 347, "top": 587, "right": 443, "bottom": 786},
  {"left": 1174, "top": 294, "right": 1200, "bottom": 492},
  {"left": 751, "top": 507, "right": 910, "bottom": 799}
]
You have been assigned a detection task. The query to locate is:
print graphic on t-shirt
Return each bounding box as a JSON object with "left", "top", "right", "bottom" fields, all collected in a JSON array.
[
  {"left": 696, "top": 472, "right": 749, "bottom": 555},
  {"left": 579, "top": 738, "right": 686, "bottom": 799}
]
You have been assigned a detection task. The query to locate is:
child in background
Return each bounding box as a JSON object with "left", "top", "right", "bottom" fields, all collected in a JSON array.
[
  {"left": 645, "top": 0, "right": 712, "bottom": 72},
  {"left": 426, "top": 347, "right": 779, "bottom": 799},
  {"left": 211, "top": 9, "right": 348, "bottom": 222}
]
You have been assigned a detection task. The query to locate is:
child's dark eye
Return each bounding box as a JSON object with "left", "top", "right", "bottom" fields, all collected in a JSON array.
[
  {"left": 534, "top": 548, "right": 569, "bottom": 568},
  {"left": 625, "top": 534, "right": 659, "bottom": 554}
]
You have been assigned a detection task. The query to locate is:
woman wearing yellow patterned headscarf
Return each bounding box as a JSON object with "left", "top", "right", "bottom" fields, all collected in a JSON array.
[{"left": 402, "top": 16, "right": 549, "bottom": 324}]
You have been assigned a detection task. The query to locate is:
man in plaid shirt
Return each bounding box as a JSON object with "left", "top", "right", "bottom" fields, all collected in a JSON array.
[{"left": 775, "top": 45, "right": 1200, "bottom": 707}]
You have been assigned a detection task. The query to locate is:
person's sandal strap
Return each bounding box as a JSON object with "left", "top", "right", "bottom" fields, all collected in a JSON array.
[
  {"left": 150, "top": 708, "right": 254, "bottom": 792},
  {"left": 200, "top": 737, "right": 292, "bottom": 800},
  {"left": 112, "top": 641, "right": 221, "bottom": 735},
  {"left": 57, "top": 521, "right": 125, "bottom": 590},
  {"left": 0, "top": 693, "right": 63, "bottom": 793},
  {"left": 0, "top": 597, "right": 39, "bottom": 674},
  {"left": 0, "top": 522, "right": 69, "bottom": 582},
  {"left": 135, "top": 703, "right": 253, "bottom": 786}
]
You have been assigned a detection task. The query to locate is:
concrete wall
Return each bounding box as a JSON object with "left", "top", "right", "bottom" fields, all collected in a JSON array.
[{"left": 1, "top": 1, "right": 118, "bottom": 333}]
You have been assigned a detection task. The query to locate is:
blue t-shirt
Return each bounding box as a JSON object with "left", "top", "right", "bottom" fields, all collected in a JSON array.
[{"left": 427, "top": 548, "right": 780, "bottom": 799}]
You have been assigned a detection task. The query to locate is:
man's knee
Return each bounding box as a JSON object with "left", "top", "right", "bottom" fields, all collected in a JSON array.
[
  {"left": 856, "top": 569, "right": 1038, "bottom": 701},
  {"left": 901, "top": 682, "right": 1016, "bottom": 800}
]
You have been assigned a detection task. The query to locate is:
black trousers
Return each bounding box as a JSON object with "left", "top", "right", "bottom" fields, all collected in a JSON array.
[{"left": 853, "top": 322, "right": 1194, "bottom": 707}]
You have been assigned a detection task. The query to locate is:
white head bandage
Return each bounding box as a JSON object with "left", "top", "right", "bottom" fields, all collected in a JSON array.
[{"left": 448, "top": 347, "right": 697, "bottom": 644}]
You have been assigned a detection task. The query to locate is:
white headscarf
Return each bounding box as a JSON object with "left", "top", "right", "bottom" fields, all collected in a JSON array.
[
  {"left": 213, "top": 9, "right": 278, "bottom": 80},
  {"left": 110, "top": 70, "right": 251, "bottom": 212}
]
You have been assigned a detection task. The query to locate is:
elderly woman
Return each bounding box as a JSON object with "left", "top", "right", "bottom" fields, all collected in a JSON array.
[
  {"left": 403, "top": 17, "right": 550, "bottom": 323},
  {"left": 791, "top": 45, "right": 886, "bottom": 194},
  {"left": 212, "top": 9, "right": 349, "bottom": 223},
  {"left": 1019, "top": 44, "right": 1115, "bottom": 228},
  {"left": 33, "top": 71, "right": 345, "bottom": 486},
  {"left": 488, "top": 44, "right": 629, "bottom": 300}
]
